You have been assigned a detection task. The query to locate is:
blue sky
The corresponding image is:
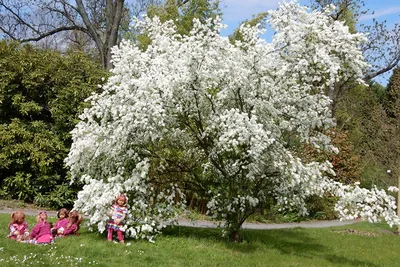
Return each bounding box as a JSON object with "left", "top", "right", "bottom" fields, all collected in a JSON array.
[
  {"left": 219, "top": 0, "right": 400, "bottom": 85},
  {"left": 220, "top": 0, "right": 400, "bottom": 37}
]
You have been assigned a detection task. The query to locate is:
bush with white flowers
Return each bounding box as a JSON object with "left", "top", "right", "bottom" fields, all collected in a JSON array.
[{"left": 66, "top": 0, "right": 400, "bottom": 242}]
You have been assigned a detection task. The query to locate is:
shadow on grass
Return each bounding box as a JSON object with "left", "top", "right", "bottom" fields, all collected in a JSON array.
[
  {"left": 163, "top": 226, "right": 378, "bottom": 267},
  {"left": 163, "top": 225, "right": 224, "bottom": 241},
  {"left": 325, "top": 255, "right": 379, "bottom": 267},
  {"left": 245, "top": 228, "right": 379, "bottom": 267}
]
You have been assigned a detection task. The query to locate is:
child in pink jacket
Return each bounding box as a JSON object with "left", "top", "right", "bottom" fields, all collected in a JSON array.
[
  {"left": 51, "top": 208, "right": 69, "bottom": 237},
  {"left": 27, "top": 211, "right": 53, "bottom": 245},
  {"left": 7, "top": 210, "right": 30, "bottom": 241},
  {"left": 60, "top": 210, "right": 82, "bottom": 237}
]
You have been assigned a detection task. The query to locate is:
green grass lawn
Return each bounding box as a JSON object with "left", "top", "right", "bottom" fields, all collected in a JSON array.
[{"left": 0, "top": 213, "right": 399, "bottom": 267}]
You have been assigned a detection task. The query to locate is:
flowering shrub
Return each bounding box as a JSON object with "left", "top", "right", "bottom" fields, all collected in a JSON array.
[{"left": 66, "top": 0, "right": 400, "bottom": 242}]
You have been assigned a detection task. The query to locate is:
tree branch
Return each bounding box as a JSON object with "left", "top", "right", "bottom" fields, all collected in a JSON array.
[
  {"left": 18, "top": 26, "right": 88, "bottom": 43},
  {"left": 75, "top": 0, "right": 104, "bottom": 58},
  {"left": 364, "top": 55, "right": 400, "bottom": 81},
  {"left": 0, "top": 3, "right": 41, "bottom": 35},
  {"left": 177, "top": 0, "right": 190, "bottom": 7}
]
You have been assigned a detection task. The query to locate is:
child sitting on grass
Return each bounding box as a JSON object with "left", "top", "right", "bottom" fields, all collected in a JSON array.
[
  {"left": 27, "top": 211, "right": 53, "bottom": 245},
  {"left": 7, "top": 210, "right": 30, "bottom": 242},
  {"left": 60, "top": 210, "right": 82, "bottom": 236},
  {"left": 51, "top": 208, "right": 69, "bottom": 237}
]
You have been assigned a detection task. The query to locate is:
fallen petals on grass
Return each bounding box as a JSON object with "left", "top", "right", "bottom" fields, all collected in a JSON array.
[{"left": 0, "top": 246, "right": 96, "bottom": 265}]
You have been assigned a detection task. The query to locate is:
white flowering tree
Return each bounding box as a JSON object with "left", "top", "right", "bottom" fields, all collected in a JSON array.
[{"left": 66, "top": 1, "right": 400, "bottom": 242}]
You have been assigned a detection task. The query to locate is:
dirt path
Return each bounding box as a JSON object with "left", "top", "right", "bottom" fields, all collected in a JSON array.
[{"left": 0, "top": 207, "right": 360, "bottom": 230}]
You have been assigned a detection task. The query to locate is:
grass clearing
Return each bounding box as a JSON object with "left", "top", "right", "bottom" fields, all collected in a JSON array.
[{"left": 0, "top": 213, "right": 399, "bottom": 266}]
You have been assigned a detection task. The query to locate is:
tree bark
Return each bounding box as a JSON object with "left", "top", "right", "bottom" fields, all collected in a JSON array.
[{"left": 76, "top": 0, "right": 125, "bottom": 70}]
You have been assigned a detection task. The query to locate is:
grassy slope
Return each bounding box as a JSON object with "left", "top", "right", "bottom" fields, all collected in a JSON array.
[{"left": 0, "top": 213, "right": 399, "bottom": 266}]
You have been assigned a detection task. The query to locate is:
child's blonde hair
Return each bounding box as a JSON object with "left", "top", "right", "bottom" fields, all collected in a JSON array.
[
  {"left": 8, "top": 211, "right": 25, "bottom": 228},
  {"left": 37, "top": 211, "right": 48, "bottom": 222}
]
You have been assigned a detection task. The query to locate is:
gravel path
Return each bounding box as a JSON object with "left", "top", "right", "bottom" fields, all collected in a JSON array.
[
  {"left": 0, "top": 207, "right": 360, "bottom": 230},
  {"left": 176, "top": 218, "right": 360, "bottom": 229}
]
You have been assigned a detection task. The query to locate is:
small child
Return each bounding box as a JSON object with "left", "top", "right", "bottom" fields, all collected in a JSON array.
[
  {"left": 51, "top": 208, "right": 69, "bottom": 237},
  {"left": 61, "top": 210, "right": 82, "bottom": 236},
  {"left": 7, "top": 211, "right": 29, "bottom": 242},
  {"left": 107, "top": 194, "right": 128, "bottom": 243},
  {"left": 27, "top": 211, "right": 53, "bottom": 245}
]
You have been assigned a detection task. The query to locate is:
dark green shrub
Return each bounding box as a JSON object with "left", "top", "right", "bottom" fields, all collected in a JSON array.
[{"left": 0, "top": 41, "right": 108, "bottom": 205}]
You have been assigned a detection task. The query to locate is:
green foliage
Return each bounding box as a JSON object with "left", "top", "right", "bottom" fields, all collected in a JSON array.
[
  {"left": 337, "top": 1, "right": 358, "bottom": 33},
  {"left": 334, "top": 82, "right": 398, "bottom": 189},
  {"left": 360, "top": 163, "right": 389, "bottom": 189},
  {"left": 228, "top": 12, "right": 268, "bottom": 44},
  {"left": 385, "top": 67, "right": 400, "bottom": 119},
  {"left": 311, "top": 0, "right": 363, "bottom": 34},
  {"left": 34, "top": 183, "right": 77, "bottom": 209},
  {"left": 134, "top": 0, "right": 221, "bottom": 50},
  {"left": 370, "top": 81, "right": 387, "bottom": 103},
  {"left": 305, "top": 195, "right": 339, "bottom": 220},
  {"left": 149, "top": 0, "right": 221, "bottom": 35},
  {"left": 0, "top": 41, "right": 107, "bottom": 207}
]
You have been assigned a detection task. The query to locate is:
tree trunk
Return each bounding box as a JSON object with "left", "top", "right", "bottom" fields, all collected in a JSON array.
[
  {"left": 77, "top": 0, "right": 125, "bottom": 70},
  {"left": 227, "top": 221, "right": 243, "bottom": 242},
  {"left": 230, "top": 229, "right": 241, "bottom": 242}
]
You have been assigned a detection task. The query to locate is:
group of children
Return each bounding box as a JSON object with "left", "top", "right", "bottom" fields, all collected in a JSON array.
[
  {"left": 6, "top": 194, "right": 128, "bottom": 245},
  {"left": 7, "top": 208, "right": 82, "bottom": 245}
]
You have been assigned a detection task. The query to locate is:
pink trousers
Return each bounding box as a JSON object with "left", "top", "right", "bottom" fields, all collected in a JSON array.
[{"left": 107, "top": 229, "right": 124, "bottom": 241}]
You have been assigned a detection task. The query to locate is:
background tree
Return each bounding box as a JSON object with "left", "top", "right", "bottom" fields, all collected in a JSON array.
[
  {"left": 0, "top": 0, "right": 127, "bottom": 69},
  {"left": 385, "top": 67, "right": 400, "bottom": 119},
  {"left": 0, "top": 0, "right": 219, "bottom": 70},
  {"left": 310, "top": 0, "right": 400, "bottom": 82},
  {"left": 133, "top": 0, "right": 221, "bottom": 50},
  {"left": 333, "top": 82, "right": 399, "bottom": 190},
  {"left": 0, "top": 41, "right": 106, "bottom": 207},
  {"left": 228, "top": 12, "right": 268, "bottom": 44},
  {"left": 383, "top": 67, "right": 400, "bottom": 184}
]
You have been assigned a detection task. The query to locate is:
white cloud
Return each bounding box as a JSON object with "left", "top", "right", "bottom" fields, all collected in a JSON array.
[{"left": 360, "top": 6, "right": 400, "bottom": 21}]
